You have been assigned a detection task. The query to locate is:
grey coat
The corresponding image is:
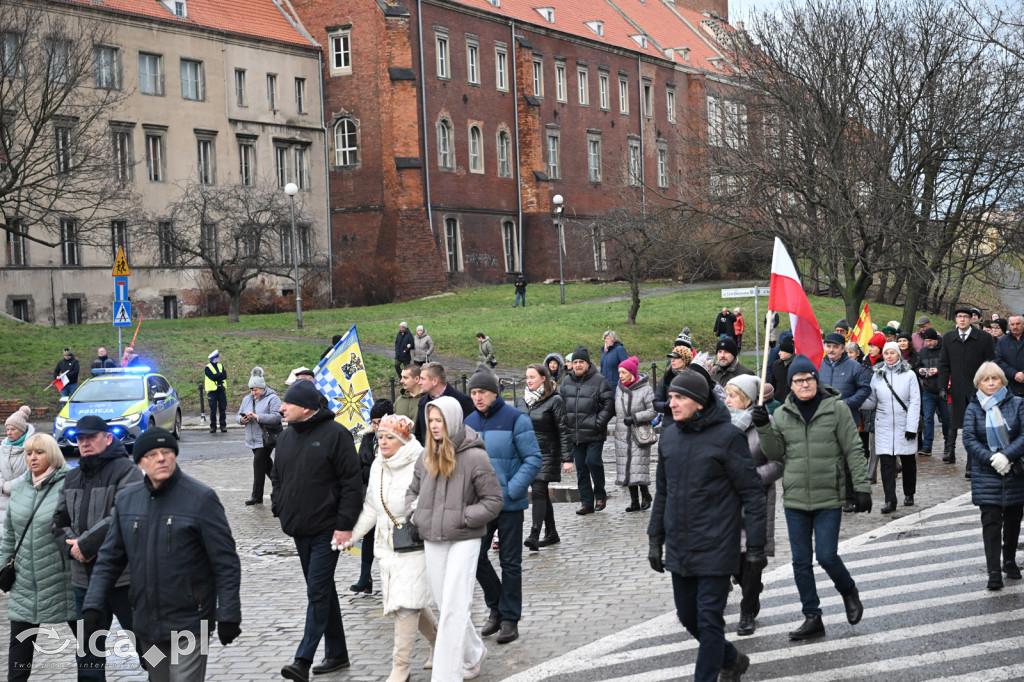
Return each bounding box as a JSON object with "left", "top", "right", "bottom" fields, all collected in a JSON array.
[
  {"left": 412, "top": 333, "right": 434, "bottom": 363},
  {"left": 236, "top": 387, "right": 283, "bottom": 450},
  {"left": 738, "top": 421, "right": 783, "bottom": 556},
  {"left": 613, "top": 374, "right": 656, "bottom": 486}
]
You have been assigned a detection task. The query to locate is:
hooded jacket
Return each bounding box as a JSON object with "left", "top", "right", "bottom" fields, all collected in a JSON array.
[
  {"left": 544, "top": 352, "right": 566, "bottom": 383},
  {"left": 271, "top": 407, "right": 362, "bottom": 537},
  {"left": 465, "top": 395, "right": 542, "bottom": 511},
  {"left": 236, "top": 387, "right": 283, "bottom": 450},
  {"left": 52, "top": 439, "right": 142, "bottom": 589},
  {"left": 412, "top": 332, "right": 434, "bottom": 364},
  {"left": 559, "top": 364, "right": 614, "bottom": 444}
]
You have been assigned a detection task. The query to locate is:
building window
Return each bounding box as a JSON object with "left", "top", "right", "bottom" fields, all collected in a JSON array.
[
  {"left": 588, "top": 135, "right": 601, "bottom": 183},
  {"left": 468, "top": 125, "right": 483, "bottom": 173},
  {"left": 5, "top": 220, "right": 26, "bottom": 266},
  {"left": 67, "top": 298, "right": 82, "bottom": 325},
  {"left": 295, "top": 78, "right": 306, "bottom": 113},
  {"left": 619, "top": 77, "right": 629, "bottom": 114},
  {"left": 60, "top": 218, "right": 79, "bottom": 266},
  {"left": 94, "top": 45, "right": 121, "bottom": 90},
  {"left": 657, "top": 144, "right": 668, "bottom": 188},
  {"left": 163, "top": 295, "right": 178, "bottom": 319},
  {"left": 466, "top": 39, "right": 479, "bottom": 85},
  {"left": 180, "top": 59, "right": 204, "bottom": 101},
  {"left": 599, "top": 72, "right": 609, "bottom": 110},
  {"left": 267, "top": 74, "right": 278, "bottom": 110},
  {"left": 546, "top": 131, "right": 560, "bottom": 180},
  {"left": 55, "top": 123, "right": 74, "bottom": 173},
  {"left": 330, "top": 30, "right": 352, "bottom": 74},
  {"left": 643, "top": 80, "right": 652, "bottom": 118},
  {"left": 436, "top": 32, "right": 450, "bottom": 79},
  {"left": 157, "top": 220, "right": 175, "bottom": 265},
  {"left": 297, "top": 225, "right": 311, "bottom": 263},
  {"left": 294, "top": 147, "right": 310, "bottom": 190},
  {"left": 112, "top": 128, "right": 133, "bottom": 183},
  {"left": 437, "top": 119, "right": 454, "bottom": 171},
  {"left": 1, "top": 33, "right": 23, "bottom": 79},
  {"left": 334, "top": 118, "right": 358, "bottom": 166},
  {"left": 707, "top": 96, "right": 723, "bottom": 146},
  {"left": 592, "top": 226, "right": 607, "bottom": 272},
  {"left": 667, "top": 87, "right": 676, "bottom": 123},
  {"left": 234, "top": 69, "right": 246, "bottom": 106},
  {"left": 497, "top": 130, "right": 511, "bottom": 178},
  {"left": 110, "top": 220, "right": 128, "bottom": 260},
  {"left": 628, "top": 139, "right": 641, "bottom": 186},
  {"left": 12, "top": 299, "right": 29, "bottom": 322},
  {"left": 723, "top": 100, "right": 747, "bottom": 149},
  {"left": 174, "top": 1, "right": 187, "bottom": 17},
  {"left": 444, "top": 217, "right": 461, "bottom": 272},
  {"left": 555, "top": 62, "right": 566, "bottom": 102},
  {"left": 532, "top": 58, "right": 543, "bottom": 97},
  {"left": 577, "top": 67, "right": 589, "bottom": 105},
  {"left": 275, "top": 146, "right": 289, "bottom": 187},
  {"left": 200, "top": 221, "right": 217, "bottom": 261},
  {"left": 139, "top": 53, "right": 163, "bottom": 95},
  {"left": 197, "top": 137, "right": 215, "bottom": 185},
  {"left": 502, "top": 220, "right": 518, "bottom": 273},
  {"left": 281, "top": 225, "right": 311, "bottom": 265},
  {"left": 145, "top": 132, "right": 165, "bottom": 182},
  {"left": 46, "top": 38, "right": 71, "bottom": 83},
  {"left": 238, "top": 141, "right": 255, "bottom": 186},
  {"left": 495, "top": 45, "right": 508, "bottom": 91}
]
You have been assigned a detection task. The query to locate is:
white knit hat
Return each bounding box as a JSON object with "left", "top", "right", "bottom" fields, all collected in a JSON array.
[
  {"left": 727, "top": 375, "right": 761, "bottom": 405},
  {"left": 883, "top": 341, "right": 900, "bottom": 356},
  {"left": 248, "top": 367, "right": 266, "bottom": 389},
  {"left": 5, "top": 405, "right": 31, "bottom": 434}
]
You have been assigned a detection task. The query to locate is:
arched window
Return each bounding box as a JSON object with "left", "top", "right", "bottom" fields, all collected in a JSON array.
[
  {"left": 497, "top": 130, "right": 511, "bottom": 178},
  {"left": 333, "top": 118, "right": 358, "bottom": 166},
  {"left": 438, "top": 119, "right": 454, "bottom": 170},
  {"left": 468, "top": 125, "right": 483, "bottom": 173}
]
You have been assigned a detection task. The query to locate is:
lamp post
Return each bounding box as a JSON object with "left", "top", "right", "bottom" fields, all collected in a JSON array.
[
  {"left": 552, "top": 194, "right": 565, "bottom": 305},
  {"left": 283, "top": 182, "right": 303, "bottom": 329}
]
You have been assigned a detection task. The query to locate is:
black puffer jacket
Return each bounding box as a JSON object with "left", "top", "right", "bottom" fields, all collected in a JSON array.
[
  {"left": 559, "top": 365, "right": 614, "bottom": 444},
  {"left": 653, "top": 365, "right": 678, "bottom": 427},
  {"left": 647, "top": 397, "right": 766, "bottom": 577},
  {"left": 271, "top": 408, "right": 363, "bottom": 537},
  {"left": 516, "top": 388, "right": 573, "bottom": 482}
]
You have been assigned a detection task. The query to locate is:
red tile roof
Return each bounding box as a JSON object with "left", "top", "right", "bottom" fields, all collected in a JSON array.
[{"left": 59, "top": 0, "right": 316, "bottom": 48}]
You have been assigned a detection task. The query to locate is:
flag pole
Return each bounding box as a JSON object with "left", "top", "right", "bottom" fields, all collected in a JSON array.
[{"left": 758, "top": 310, "right": 773, "bottom": 406}]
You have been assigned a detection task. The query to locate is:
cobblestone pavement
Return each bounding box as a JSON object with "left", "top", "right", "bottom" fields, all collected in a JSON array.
[{"left": 0, "top": 425, "right": 970, "bottom": 681}]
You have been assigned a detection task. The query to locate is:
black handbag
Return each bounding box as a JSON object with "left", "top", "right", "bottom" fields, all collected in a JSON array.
[
  {"left": 380, "top": 471, "right": 424, "bottom": 553},
  {"left": 0, "top": 483, "right": 56, "bottom": 593},
  {"left": 260, "top": 422, "right": 283, "bottom": 449},
  {"left": 1012, "top": 458, "right": 1024, "bottom": 477}
]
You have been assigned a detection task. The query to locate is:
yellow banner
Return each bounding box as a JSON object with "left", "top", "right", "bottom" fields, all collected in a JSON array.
[
  {"left": 313, "top": 324, "right": 374, "bottom": 447},
  {"left": 851, "top": 303, "right": 874, "bottom": 352}
]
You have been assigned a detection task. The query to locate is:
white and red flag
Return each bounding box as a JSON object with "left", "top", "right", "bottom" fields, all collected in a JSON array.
[
  {"left": 49, "top": 372, "right": 69, "bottom": 392},
  {"left": 768, "top": 237, "right": 824, "bottom": 369}
]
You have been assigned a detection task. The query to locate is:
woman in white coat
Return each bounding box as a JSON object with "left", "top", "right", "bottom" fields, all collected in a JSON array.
[
  {"left": 1, "top": 406, "right": 33, "bottom": 537},
  {"left": 348, "top": 414, "right": 437, "bottom": 682},
  {"left": 863, "top": 342, "right": 921, "bottom": 513}
]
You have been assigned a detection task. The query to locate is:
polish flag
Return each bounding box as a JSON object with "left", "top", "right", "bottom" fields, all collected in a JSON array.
[
  {"left": 768, "top": 237, "right": 824, "bottom": 368},
  {"left": 51, "top": 372, "right": 69, "bottom": 392}
]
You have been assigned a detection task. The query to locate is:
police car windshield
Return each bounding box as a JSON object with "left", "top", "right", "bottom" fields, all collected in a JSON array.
[{"left": 71, "top": 378, "right": 144, "bottom": 402}]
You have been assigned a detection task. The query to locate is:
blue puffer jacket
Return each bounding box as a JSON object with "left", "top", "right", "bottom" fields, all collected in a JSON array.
[
  {"left": 818, "top": 353, "right": 871, "bottom": 421},
  {"left": 464, "top": 396, "right": 542, "bottom": 511},
  {"left": 963, "top": 393, "right": 1024, "bottom": 507},
  {"left": 600, "top": 341, "right": 628, "bottom": 392}
]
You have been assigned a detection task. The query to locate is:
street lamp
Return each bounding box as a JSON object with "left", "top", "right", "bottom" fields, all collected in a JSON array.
[
  {"left": 552, "top": 194, "right": 565, "bottom": 305},
  {"left": 283, "top": 182, "right": 303, "bottom": 329}
]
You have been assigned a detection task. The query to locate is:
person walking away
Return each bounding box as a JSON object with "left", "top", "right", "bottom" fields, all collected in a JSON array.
[
  {"left": 733, "top": 308, "right": 745, "bottom": 350},
  {"left": 961, "top": 362, "right": 1024, "bottom": 590},
  {"left": 412, "top": 326, "right": 435, "bottom": 366},
  {"left": 862, "top": 343, "right": 921, "bottom": 513},
  {"left": 513, "top": 274, "right": 527, "bottom": 308},
  {"left": 939, "top": 306, "right": 996, "bottom": 472},
  {"left": 347, "top": 415, "right": 438, "bottom": 681},
  {"left": 83, "top": 428, "right": 242, "bottom": 681},
  {"left": 395, "top": 322, "right": 414, "bottom": 377},
  {"left": 414, "top": 363, "right": 475, "bottom": 444},
  {"left": 1, "top": 406, "right": 32, "bottom": 537},
  {"left": 271, "top": 380, "right": 363, "bottom": 681},
  {"left": 600, "top": 331, "right": 629, "bottom": 391},
  {"left": 395, "top": 365, "right": 425, "bottom": 425},
  {"left": 55, "top": 348, "right": 80, "bottom": 398},
  {"left": 238, "top": 367, "right": 282, "bottom": 506},
  {"left": 724, "top": 376, "right": 783, "bottom": 637},
  {"left": 476, "top": 333, "right": 496, "bottom": 367},
  {"left": 465, "top": 366, "right": 542, "bottom": 645},
  {"left": 647, "top": 370, "right": 767, "bottom": 682},
  {"left": 559, "top": 346, "right": 614, "bottom": 515},
  {"left": 517, "top": 363, "right": 573, "bottom": 548},
  {"left": 613, "top": 356, "right": 655, "bottom": 512},
  {"left": 205, "top": 350, "right": 228, "bottom": 434},
  {"left": 752, "top": 354, "right": 871, "bottom": 641},
  {"left": 52, "top": 415, "right": 143, "bottom": 681},
  {"left": 351, "top": 399, "right": 395, "bottom": 595},
  {"left": 406, "top": 398, "right": 503, "bottom": 682}
]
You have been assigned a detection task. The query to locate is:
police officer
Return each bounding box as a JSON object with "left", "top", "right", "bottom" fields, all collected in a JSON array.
[{"left": 205, "top": 350, "right": 228, "bottom": 434}]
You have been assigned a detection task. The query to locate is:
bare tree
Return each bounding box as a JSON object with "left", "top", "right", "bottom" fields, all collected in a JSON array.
[
  {"left": 137, "top": 179, "right": 324, "bottom": 322},
  {"left": 0, "top": 1, "right": 137, "bottom": 248}
]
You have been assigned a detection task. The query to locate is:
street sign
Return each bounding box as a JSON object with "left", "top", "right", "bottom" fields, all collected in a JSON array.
[
  {"left": 115, "top": 276, "right": 128, "bottom": 302},
  {"left": 721, "top": 287, "right": 770, "bottom": 298},
  {"left": 113, "top": 300, "right": 132, "bottom": 327},
  {"left": 112, "top": 246, "right": 131, "bottom": 276}
]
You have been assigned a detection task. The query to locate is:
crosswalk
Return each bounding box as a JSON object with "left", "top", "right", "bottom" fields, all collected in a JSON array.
[{"left": 504, "top": 494, "right": 1024, "bottom": 681}]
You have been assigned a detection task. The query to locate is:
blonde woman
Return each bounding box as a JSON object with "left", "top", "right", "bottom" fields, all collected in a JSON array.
[
  {"left": 348, "top": 415, "right": 438, "bottom": 682},
  {"left": 406, "top": 397, "right": 502, "bottom": 681}
]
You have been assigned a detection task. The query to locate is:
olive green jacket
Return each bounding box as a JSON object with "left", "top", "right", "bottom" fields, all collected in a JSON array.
[{"left": 756, "top": 386, "right": 869, "bottom": 511}]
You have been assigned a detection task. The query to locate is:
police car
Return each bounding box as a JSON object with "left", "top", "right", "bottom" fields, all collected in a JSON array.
[{"left": 53, "top": 366, "right": 182, "bottom": 455}]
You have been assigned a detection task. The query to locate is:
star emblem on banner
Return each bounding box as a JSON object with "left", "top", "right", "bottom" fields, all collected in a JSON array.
[{"left": 337, "top": 384, "right": 370, "bottom": 422}]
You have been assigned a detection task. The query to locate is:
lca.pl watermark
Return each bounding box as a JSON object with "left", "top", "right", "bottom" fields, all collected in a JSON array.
[{"left": 17, "top": 620, "right": 211, "bottom": 668}]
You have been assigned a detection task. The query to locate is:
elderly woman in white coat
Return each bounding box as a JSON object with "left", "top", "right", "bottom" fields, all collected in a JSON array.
[
  {"left": 1, "top": 406, "right": 33, "bottom": 537},
  {"left": 347, "top": 414, "right": 437, "bottom": 682},
  {"left": 613, "top": 356, "right": 656, "bottom": 512},
  {"left": 862, "top": 342, "right": 921, "bottom": 514}
]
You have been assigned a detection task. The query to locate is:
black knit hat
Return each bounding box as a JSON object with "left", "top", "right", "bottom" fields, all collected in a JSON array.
[
  {"left": 668, "top": 370, "right": 710, "bottom": 407},
  {"left": 283, "top": 380, "right": 323, "bottom": 410},
  {"left": 787, "top": 354, "right": 819, "bottom": 385},
  {"left": 571, "top": 345, "right": 592, "bottom": 366},
  {"left": 467, "top": 365, "right": 500, "bottom": 395},
  {"left": 779, "top": 337, "right": 795, "bottom": 354},
  {"left": 921, "top": 328, "right": 939, "bottom": 340},
  {"left": 369, "top": 399, "right": 394, "bottom": 421},
  {"left": 835, "top": 318, "right": 850, "bottom": 331},
  {"left": 715, "top": 337, "right": 738, "bottom": 357},
  {"left": 133, "top": 427, "right": 178, "bottom": 463}
]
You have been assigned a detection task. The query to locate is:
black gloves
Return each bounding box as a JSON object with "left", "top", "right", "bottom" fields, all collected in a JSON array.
[
  {"left": 905, "top": 431, "right": 917, "bottom": 441},
  {"left": 623, "top": 416, "right": 634, "bottom": 426},
  {"left": 82, "top": 609, "right": 105, "bottom": 640},
  {"left": 751, "top": 404, "right": 770, "bottom": 427},
  {"left": 939, "top": 389, "right": 948, "bottom": 402},
  {"left": 855, "top": 492, "right": 873, "bottom": 513},
  {"left": 746, "top": 546, "right": 768, "bottom": 571},
  {"left": 648, "top": 536, "right": 665, "bottom": 573},
  {"left": 218, "top": 621, "right": 241, "bottom": 645}
]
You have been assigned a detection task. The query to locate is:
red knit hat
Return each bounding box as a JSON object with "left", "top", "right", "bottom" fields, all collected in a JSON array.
[
  {"left": 618, "top": 356, "right": 640, "bottom": 382},
  {"left": 869, "top": 332, "right": 887, "bottom": 350}
]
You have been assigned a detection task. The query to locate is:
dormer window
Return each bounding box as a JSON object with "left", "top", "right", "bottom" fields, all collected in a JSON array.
[
  {"left": 585, "top": 20, "right": 604, "bottom": 37},
  {"left": 487, "top": 0, "right": 500, "bottom": 6},
  {"left": 175, "top": 2, "right": 186, "bottom": 18},
  {"left": 631, "top": 34, "right": 648, "bottom": 49},
  {"left": 535, "top": 7, "right": 554, "bottom": 23},
  {"left": 160, "top": 0, "right": 187, "bottom": 17}
]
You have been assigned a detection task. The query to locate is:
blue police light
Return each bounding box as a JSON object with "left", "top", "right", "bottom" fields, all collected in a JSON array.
[
  {"left": 66, "top": 429, "right": 77, "bottom": 443},
  {"left": 110, "top": 426, "right": 125, "bottom": 437},
  {"left": 89, "top": 366, "right": 152, "bottom": 376}
]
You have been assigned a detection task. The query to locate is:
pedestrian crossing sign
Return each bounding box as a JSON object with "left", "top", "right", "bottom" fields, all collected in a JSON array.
[
  {"left": 111, "top": 246, "right": 131, "bottom": 276},
  {"left": 113, "top": 301, "right": 132, "bottom": 327}
]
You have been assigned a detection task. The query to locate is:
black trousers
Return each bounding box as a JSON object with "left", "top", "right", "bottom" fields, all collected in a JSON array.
[
  {"left": 207, "top": 388, "right": 227, "bottom": 429},
  {"left": 530, "top": 480, "right": 556, "bottom": 534},
  {"left": 9, "top": 620, "right": 76, "bottom": 682},
  {"left": 879, "top": 455, "right": 916, "bottom": 505},
  {"left": 845, "top": 433, "right": 872, "bottom": 503},
  {"left": 251, "top": 446, "right": 274, "bottom": 499},
  {"left": 737, "top": 552, "right": 764, "bottom": 616},
  {"left": 980, "top": 504, "right": 1024, "bottom": 573}
]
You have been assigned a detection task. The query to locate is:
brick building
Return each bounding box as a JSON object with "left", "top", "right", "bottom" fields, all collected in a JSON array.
[{"left": 288, "top": 0, "right": 740, "bottom": 300}]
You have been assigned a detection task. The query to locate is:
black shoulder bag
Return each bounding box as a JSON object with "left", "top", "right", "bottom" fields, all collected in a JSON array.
[
  {"left": 881, "top": 372, "right": 908, "bottom": 412},
  {"left": 380, "top": 471, "right": 423, "bottom": 553},
  {"left": 0, "top": 483, "right": 56, "bottom": 592}
]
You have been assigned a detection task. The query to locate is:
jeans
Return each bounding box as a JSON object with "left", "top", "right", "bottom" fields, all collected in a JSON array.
[
  {"left": 784, "top": 507, "right": 856, "bottom": 617},
  {"left": 980, "top": 504, "right": 1024, "bottom": 573},
  {"left": 293, "top": 532, "right": 348, "bottom": 663},
  {"left": 670, "top": 573, "right": 737, "bottom": 682},
  {"left": 250, "top": 447, "right": 273, "bottom": 499},
  {"left": 477, "top": 510, "right": 524, "bottom": 624},
  {"left": 514, "top": 290, "right": 526, "bottom": 307},
  {"left": 9, "top": 620, "right": 76, "bottom": 682},
  {"left": 921, "top": 391, "right": 950, "bottom": 450},
  {"left": 74, "top": 584, "right": 134, "bottom": 681},
  {"left": 61, "top": 383, "right": 78, "bottom": 398},
  {"left": 206, "top": 388, "right": 226, "bottom": 429},
  {"left": 573, "top": 441, "right": 607, "bottom": 508}
]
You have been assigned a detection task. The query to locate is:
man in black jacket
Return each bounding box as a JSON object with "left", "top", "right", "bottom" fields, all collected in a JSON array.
[
  {"left": 272, "top": 380, "right": 363, "bottom": 682},
  {"left": 53, "top": 415, "right": 143, "bottom": 681},
  {"left": 559, "top": 346, "right": 614, "bottom": 515},
  {"left": 414, "top": 362, "right": 474, "bottom": 444},
  {"left": 54, "top": 348, "right": 80, "bottom": 398},
  {"left": 995, "top": 315, "right": 1024, "bottom": 398},
  {"left": 938, "top": 306, "right": 995, "bottom": 469},
  {"left": 394, "top": 322, "right": 414, "bottom": 376},
  {"left": 713, "top": 308, "right": 736, "bottom": 340},
  {"left": 83, "top": 427, "right": 241, "bottom": 680},
  {"left": 91, "top": 347, "right": 117, "bottom": 370},
  {"left": 648, "top": 371, "right": 766, "bottom": 682},
  {"left": 914, "top": 328, "right": 948, "bottom": 456}
]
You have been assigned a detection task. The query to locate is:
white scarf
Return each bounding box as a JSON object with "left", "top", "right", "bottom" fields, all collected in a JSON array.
[{"left": 523, "top": 385, "right": 545, "bottom": 407}]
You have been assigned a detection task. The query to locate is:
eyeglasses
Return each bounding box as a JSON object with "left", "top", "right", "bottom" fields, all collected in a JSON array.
[{"left": 791, "top": 377, "right": 817, "bottom": 386}]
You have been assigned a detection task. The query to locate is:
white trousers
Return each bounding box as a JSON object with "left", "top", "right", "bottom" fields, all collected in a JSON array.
[{"left": 424, "top": 539, "right": 485, "bottom": 682}]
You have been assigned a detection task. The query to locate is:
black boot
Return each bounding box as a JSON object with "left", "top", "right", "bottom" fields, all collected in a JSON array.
[
  {"left": 841, "top": 587, "right": 863, "bottom": 624},
  {"left": 524, "top": 526, "right": 541, "bottom": 552},
  {"left": 625, "top": 485, "right": 641, "bottom": 512},
  {"left": 481, "top": 609, "right": 501, "bottom": 637},
  {"left": 538, "top": 531, "right": 560, "bottom": 547},
  {"left": 788, "top": 614, "right": 825, "bottom": 640},
  {"left": 640, "top": 485, "right": 652, "bottom": 510},
  {"left": 988, "top": 571, "right": 1004, "bottom": 591},
  {"left": 737, "top": 612, "right": 756, "bottom": 636}
]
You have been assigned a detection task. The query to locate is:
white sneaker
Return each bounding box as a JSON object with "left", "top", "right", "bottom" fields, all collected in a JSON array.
[{"left": 464, "top": 646, "right": 488, "bottom": 679}]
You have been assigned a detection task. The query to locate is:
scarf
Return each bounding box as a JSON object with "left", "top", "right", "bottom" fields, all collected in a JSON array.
[
  {"left": 978, "top": 387, "right": 1011, "bottom": 453},
  {"left": 523, "top": 385, "right": 545, "bottom": 407},
  {"left": 620, "top": 373, "right": 637, "bottom": 388},
  {"left": 6, "top": 432, "right": 27, "bottom": 447},
  {"left": 728, "top": 406, "right": 753, "bottom": 431},
  {"left": 32, "top": 467, "right": 54, "bottom": 487}
]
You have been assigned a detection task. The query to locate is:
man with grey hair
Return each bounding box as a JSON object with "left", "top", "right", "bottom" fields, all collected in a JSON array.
[{"left": 996, "top": 315, "right": 1024, "bottom": 398}]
